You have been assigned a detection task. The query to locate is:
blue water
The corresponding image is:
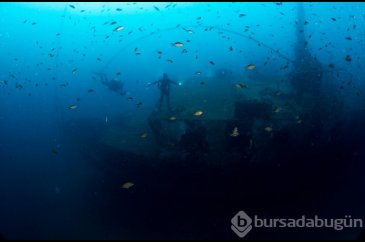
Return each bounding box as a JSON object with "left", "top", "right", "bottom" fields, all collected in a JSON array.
[{"left": 0, "top": 2, "right": 365, "bottom": 240}]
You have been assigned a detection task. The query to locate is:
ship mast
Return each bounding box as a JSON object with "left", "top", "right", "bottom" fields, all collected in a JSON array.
[
  {"left": 290, "top": 2, "right": 323, "bottom": 104},
  {"left": 294, "top": 2, "right": 310, "bottom": 67}
]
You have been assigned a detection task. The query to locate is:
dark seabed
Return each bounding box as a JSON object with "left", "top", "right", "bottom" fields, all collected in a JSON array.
[{"left": 0, "top": 2, "right": 365, "bottom": 240}]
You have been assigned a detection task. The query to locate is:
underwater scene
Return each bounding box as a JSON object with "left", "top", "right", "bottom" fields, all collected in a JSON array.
[{"left": 0, "top": 2, "right": 365, "bottom": 240}]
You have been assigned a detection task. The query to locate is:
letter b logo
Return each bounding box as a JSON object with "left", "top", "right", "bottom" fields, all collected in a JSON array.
[{"left": 231, "top": 211, "right": 253, "bottom": 238}]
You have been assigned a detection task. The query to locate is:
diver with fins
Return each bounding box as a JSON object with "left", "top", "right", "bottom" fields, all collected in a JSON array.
[{"left": 93, "top": 72, "right": 126, "bottom": 96}]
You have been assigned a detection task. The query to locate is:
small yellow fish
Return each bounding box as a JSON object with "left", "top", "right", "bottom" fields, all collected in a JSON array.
[
  {"left": 193, "top": 110, "right": 204, "bottom": 117},
  {"left": 68, "top": 105, "right": 77, "bottom": 110},
  {"left": 230, "top": 127, "right": 240, "bottom": 137},
  {"left": 173, "top": 42, "right": 183, "bottom": 47},
  {"left": 139, "top": 133, "right": 148, "bottom": 139},
  {"left": 121, "top": 182, "right": 134, "bottom": 189},
  {"left": 235, "top": 83, "right": 247, "bottom": 89},
  {"left": 265, "top": 127, "right": 273, "bottom": 133},
  {"left": 246, "top": 64, "right": 256, "bottom": 70},
  {"left": 273, "top": 106, "right": 281, "bottom": 113},
  {"left": 114, "top": 25, "right": 125, "bottom": 32}
]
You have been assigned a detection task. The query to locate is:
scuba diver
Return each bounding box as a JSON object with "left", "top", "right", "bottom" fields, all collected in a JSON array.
[
  {"left": 149, "top": 73, "right": 178, "bottom": 112},
  {"left": 93, "top": 72, "right": 126, "bottom": 96}
]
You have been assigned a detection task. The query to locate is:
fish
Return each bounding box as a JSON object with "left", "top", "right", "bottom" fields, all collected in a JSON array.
[
  {"left": 136, "top": 102, "right": 143, "bottom": 108},
  {"left": 72, "top": 68, "right": 78, "bottom": 74},
  {"left": 235, "top": 83, "right": 247, "bottom": 89},
  {"left": 51, "top": 148, "right": 58, "bottom": 155},
  {"left": 105, "top": 116, "right": 108, "bottom": 123},
  {"left": 281, "top": 64, "right": 289, "bottom": 70},
  {"left": 55, "top": 187, "right": 61, "bottom": 193},
  {"left": 230, "top": 127, "right": 240, "bottom": 137},
  {"left": 16, "top": 83, "right": 23, "bottom": 89},
  {"left": 169, "top": 116, "right": 177, "bottom": 121},
  {"left": 88, "top": 89, "right": 95, "bottom": 93},
  {"left": 127, "top": 96, "right": 134, "bottom": 101},
  {"left": 172, "top": 42, "right": 183, "bottom": 47},
  {"left": 275, "top": 91, "right": 282, "bottom": 96},
  {"left": 345, "top": 55, "right": 352, "bottom": 62},
  {"left": 114, "top": 26, "right": 125, "bottom": 32},
  {"left": 265, "top": 127, "right": 273, "bottom": 133},
  {"left": 195, "top": 71, "right": 202, "bottom": 75},
  {"left": 193, "top": 110, "right": 204, "bottom": 117},
  {"left": 273, "top": 106, "right": 281, "bottom": 113},
  {"left": 121, "top": 182, "right": 134, "bottom": 189},
  {"left": 345, "top": 37, "right": 352, "bottom": 40},
  {"left": 110, "top": 21, "right": 117, "bottom": 25},
  {"left": 331, "top": 17, "right": 336, "bottom": 21},
  {"left": 69, "top": 4, "right": 75, "bottom": 9},
  {"left": 139, "top": 133, "right": 148, "bottom": 139},
  {"left": 246, "top": 64, "right": 256, "bottom": 70},
  {"left": 209, "top": 61, "right": 215, "bottom": 65},
  {"left": 199, "top": 81, "right": 205, "bottom": 85},
  {"left": 68, "top": 105, "right": 77, "bottom": 110}
]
